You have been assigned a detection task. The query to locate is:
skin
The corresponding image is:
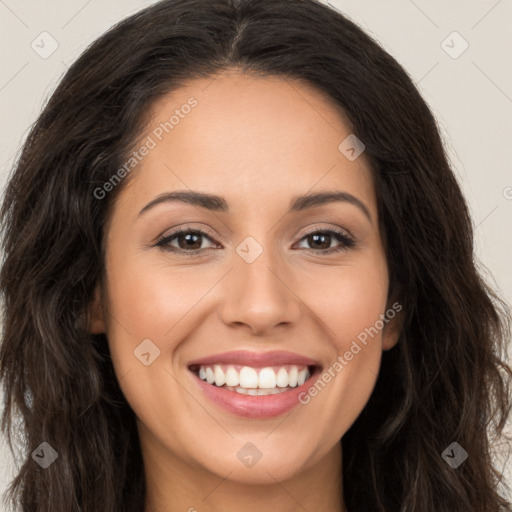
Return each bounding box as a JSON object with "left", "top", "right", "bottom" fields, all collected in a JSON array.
[{"left": 89, "top": 70, "right": 402, "bottom": 512}]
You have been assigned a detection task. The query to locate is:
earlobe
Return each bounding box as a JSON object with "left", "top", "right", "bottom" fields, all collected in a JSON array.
[
  {"left": 88, "top": 283, "right": 106, "bottom": 334},
  {"left": 381, "top": 301, "right": 404, "bottom": 351}
]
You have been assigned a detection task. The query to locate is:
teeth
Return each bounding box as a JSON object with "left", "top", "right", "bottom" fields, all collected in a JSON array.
[
  {"left": 276, "top": 367, "right": 289, "bottom": 387},
  {"left": 214, "top": 365, "right": 225, "bottom": 387},
  {"left": 205, "top": 367, "right": 215, "bottom": 385},
  {"left": 239, "top": 366, "right": 259, "bottom": 388},
  {"left": 225, "top": 386, "right": 290, "bottom": 396},
  {"left": 288, "top": 366, "right": 298, "bottom": 387},
  {"left": 258, "top": 367, "right": 276, "bottom": 388},
  {"left": 225, "top": 366, "right": 239, "bottom": 387},
  {"left": 195, "top": 364, "right": 312, "bottom": 391}
]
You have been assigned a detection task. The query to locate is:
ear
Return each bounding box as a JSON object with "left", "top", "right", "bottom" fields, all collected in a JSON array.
[
  {"left": 381, "top": 299, "right": 404, "bottom": 351},
  {"left": 88, "top": 283, "right": 106, "bottom": 334}
]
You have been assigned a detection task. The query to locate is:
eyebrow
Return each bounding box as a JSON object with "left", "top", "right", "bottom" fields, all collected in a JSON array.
[{"left": 137, "top": 190, "right": 372, "bottom": 223}]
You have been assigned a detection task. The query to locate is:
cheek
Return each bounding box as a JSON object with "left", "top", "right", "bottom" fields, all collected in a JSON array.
[
  {"left": 297, "top": 260, "right": 389, "bottom": 344},
  {"left": 101, "top": 253, "right": 204, "bottom": 437},
  {"left": 293, "top": 260, "right": 388, "bottom": 434},
  {"left": 101, "top": 244, "right": 202, "bottom": 387},
  {"left": 105, "top": 253, "right": 207, "bottom": 340}
]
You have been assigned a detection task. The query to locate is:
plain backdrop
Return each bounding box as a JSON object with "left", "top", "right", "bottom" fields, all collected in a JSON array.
[{"left": 1, "top": 0, "right": 511, "bottom": 507}]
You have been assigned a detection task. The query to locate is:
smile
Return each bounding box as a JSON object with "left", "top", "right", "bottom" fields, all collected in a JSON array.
[
  {"left": 188, "top": 350, "right": 321, "bottom": 418},
  {"left": 191, "top": 364, "right": 312, "bottom": 395}
]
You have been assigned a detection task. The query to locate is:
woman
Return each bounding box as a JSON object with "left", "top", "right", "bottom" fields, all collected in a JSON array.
[{"left": 1, "top": 0, "right": 511, "bottom": 510}]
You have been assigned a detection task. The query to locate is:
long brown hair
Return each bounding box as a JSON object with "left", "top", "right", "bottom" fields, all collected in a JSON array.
[{"left": 1, "top": 0, "right": 511, "bottom": 510}]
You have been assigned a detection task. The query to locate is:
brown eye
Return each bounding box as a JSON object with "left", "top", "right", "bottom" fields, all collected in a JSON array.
[
  {"left": 306, "top": 233, "right": 332, "bottom": 250},
  {"left": 296, "top": 229, "right": 355, "bottom": 253},
  {"left": 156, "top": 228, "right": 219, "bottom": 253},
  {"left": 174, "top": 231, "right": 203, "bottom": 250}
]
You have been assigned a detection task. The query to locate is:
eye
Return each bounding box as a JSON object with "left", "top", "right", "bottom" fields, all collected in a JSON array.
[
  {"left": 155, "top": 227, "right": 219, "bottom": 254},
  {"left": 295, "top": 228, "right": 355, "bottom": 254},
  {"left": 155, "top": 226, "right": 355, "bottom": 255}
]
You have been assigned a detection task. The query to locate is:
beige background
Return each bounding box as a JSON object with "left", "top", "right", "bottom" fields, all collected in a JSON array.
[{"left": 1, "top": 0, "right": 511, "bottom": 506}]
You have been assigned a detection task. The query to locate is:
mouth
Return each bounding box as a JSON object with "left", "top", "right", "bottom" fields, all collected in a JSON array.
[
  {"left": 188, "top": 363, "right": 317, "bottom": 395},
  {"left": 187, "top": 350, "right": 322, "bottom": 418}
]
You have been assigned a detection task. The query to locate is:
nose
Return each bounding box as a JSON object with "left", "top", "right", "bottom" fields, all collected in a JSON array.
[{"left": 218, "top": 241, "right": 302, "bottom": 336}]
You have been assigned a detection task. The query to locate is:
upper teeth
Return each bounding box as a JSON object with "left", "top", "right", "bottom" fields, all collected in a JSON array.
[{"left": 197, "top": 364, "right": 310, "bottom": 389}]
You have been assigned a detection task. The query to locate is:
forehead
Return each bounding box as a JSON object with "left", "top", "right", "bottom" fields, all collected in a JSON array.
[{"left": 118, "top": 71, "right": 376, "bottom": 219}]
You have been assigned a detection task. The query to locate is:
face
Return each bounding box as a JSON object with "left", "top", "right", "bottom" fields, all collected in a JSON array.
[{"left": 89, "top": 71, "right": 401, "bottom": 486}]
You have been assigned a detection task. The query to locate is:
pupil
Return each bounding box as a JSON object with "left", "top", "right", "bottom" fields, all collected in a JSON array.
[
  {"left": 180, "top": 233, "right": 201, "bottom": 249},
  {"left": 311, "top": 234, "right": 330, "bottom": 249}
]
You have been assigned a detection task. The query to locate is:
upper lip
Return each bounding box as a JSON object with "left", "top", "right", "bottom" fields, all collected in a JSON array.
[{"left": 188, "top": 350, "right": 321, "bottom": 368}]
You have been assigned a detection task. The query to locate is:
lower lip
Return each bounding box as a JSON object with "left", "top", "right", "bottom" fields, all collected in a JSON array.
[{"left": 190, "top": 368, "right": 319, "bottom": 419}]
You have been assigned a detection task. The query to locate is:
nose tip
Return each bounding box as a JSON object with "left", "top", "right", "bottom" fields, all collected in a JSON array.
[{"left": 219, "top": 253, "right": 301, "bottom": 335}]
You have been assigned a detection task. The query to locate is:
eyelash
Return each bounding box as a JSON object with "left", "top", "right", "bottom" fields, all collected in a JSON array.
[{"left": 155, "top": 226, "right": 356, "bottom": 256}]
